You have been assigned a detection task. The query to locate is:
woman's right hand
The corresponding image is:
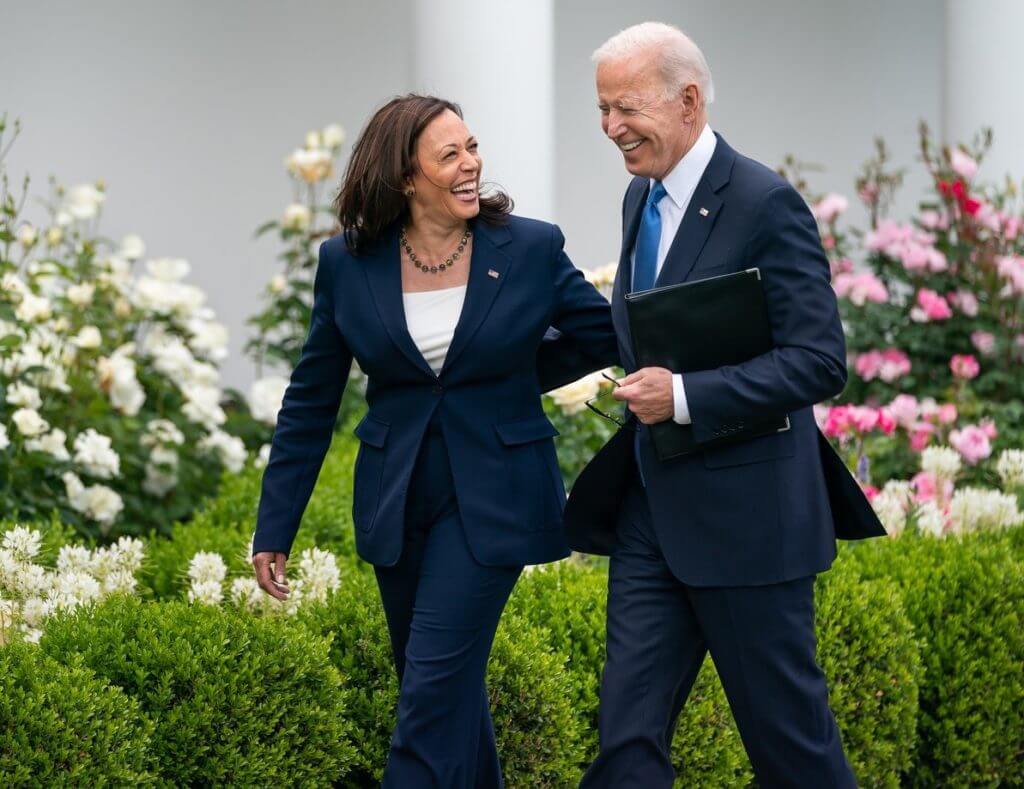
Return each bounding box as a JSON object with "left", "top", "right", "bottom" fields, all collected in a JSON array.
[{"left": 251, "top": 551, "right": 290, "bottom": 600}]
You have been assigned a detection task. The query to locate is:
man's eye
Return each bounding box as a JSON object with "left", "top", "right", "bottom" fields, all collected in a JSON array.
[{"left": 469, "top": 143, "right": 479, "bottom": 151}]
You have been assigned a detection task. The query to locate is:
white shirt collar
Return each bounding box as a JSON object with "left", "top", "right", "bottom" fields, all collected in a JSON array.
[{"left": 654, "top": 123, "right": 717, "bottom": 209}]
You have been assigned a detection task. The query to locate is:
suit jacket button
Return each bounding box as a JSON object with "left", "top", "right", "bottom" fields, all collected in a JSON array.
[{"left": 432, "top": 385, "right": 443, "bottom": 395}]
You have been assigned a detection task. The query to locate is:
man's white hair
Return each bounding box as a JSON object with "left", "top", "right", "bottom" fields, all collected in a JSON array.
[{"left": 591, "top": 22, "right": 715, "bottom": 106}]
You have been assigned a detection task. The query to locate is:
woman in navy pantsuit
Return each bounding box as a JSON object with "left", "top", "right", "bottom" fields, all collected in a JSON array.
[{"left": 250, "top": 95, "right": 618, "bottom": 787}]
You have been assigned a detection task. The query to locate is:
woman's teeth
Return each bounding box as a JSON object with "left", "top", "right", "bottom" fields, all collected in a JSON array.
[{"left": 452, "top": 182, "right": 478, "bottom": 201}]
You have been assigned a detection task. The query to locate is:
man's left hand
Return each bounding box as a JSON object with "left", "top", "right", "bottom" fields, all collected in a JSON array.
[{"left": 612, "top": 367, "right": 674, "bottom": 424}]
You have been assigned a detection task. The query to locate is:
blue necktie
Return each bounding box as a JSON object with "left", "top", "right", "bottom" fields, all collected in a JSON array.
[
  {"left": 631, "top": 180, "right": 667, "bottom": 486},
  {"left": 632, "top": 180, "right": 667, "bottom": 292}
]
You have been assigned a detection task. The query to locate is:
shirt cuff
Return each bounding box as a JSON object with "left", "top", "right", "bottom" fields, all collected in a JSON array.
[{"left": 672, "top": 373, "right": 691, "bottom": 425}]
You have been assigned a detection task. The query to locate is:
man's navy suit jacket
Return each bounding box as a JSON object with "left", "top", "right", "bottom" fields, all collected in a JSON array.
[
  {"left": 251, "top": 215, "right": 618, "bottom": 567},
  {"left": 566, "top": 132, "right": 877, "bottom": 587}
]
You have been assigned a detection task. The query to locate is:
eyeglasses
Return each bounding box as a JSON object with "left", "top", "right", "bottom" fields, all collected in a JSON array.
[{"left": 585, "top": 371, "right": 638, "bottom": 431}]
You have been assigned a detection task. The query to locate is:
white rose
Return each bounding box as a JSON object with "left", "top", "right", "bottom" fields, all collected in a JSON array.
[
  {"left": 198, "top": 429, "right": 247, "bottom": 472},
  {"left": 322, "top": 123, "right": 346, "bottom": 149},
  {"left": 6, "top": 382, "right": 42, "bottom": 410},
  {"left": 72, "top": 428, "right": 121, "bottom": 479},
  {"left": 15, "top": 292, "right": 52, "bottom": 322},
  {"left": 0, "top": 424, "right": 9, "bottom": 451},
  {"left": 73, "top": 325, "right": 102, "bottom": 349},
  {"left": 17, "top": 224, "right": 38, "bottom": 247},
  {"left": 66, "top": 282, "right": 95, "bottom": 306},
  {"left": 269, "top": 274, "right": 287, "bottom": 293},
  {"left": 66, "top": 184, "right": 105, "bottom": 220},
  {"left": 145, "top": 257, "right": 191, "bottom": 282},
  {"left": 119, "top": 234, "right": 146, "bottom": 261},
  {"left": 549, "top": 373, "right": 602, "bottom": 415},
  {"left": 249, "top": 376, "right": 289, "bottom": 425},
  {"left": 12, "top": 408, "right": 49, "bottom": 437},
  {"left": 45, "top": 227, "right": 63, "bottom": 246},
  {"left": 285, "top": 148, "right": 333, "bottom": 183},
  {"left": 282, "top": 203, "right": 312, "bottom": 232},
  {"left": 186, "top": 319, "right": 229, "bottom": 361},
  {"left": 25, "top": 428, "right": 70, "bottom": 461}
]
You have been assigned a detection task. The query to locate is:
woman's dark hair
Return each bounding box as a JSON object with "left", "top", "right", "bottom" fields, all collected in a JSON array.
[{"left": 333, "top": 94, "right": 513, "bottom": 254}]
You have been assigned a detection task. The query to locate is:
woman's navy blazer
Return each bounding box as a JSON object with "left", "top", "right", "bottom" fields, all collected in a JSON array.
[{"left": 252, "top": 215, "right": 619, "bottom": 567}]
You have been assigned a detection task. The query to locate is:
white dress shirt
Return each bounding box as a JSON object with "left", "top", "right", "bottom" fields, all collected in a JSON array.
[{"left": 630, "top": 122, "right": 717, "bottom": 425}]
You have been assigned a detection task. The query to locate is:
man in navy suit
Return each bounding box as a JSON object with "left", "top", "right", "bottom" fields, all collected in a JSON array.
[{"left": 572, "top": 23, "right": 873, "bottom": 788}]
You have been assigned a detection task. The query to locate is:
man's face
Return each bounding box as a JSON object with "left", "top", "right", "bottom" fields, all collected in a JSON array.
[{"left": 596, "top": 50, "right": 691, "bottom": 180}]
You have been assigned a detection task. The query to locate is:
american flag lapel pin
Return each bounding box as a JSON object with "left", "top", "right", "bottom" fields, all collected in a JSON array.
[
  {"left": 488, "top": 269, "right": 500, "bottom": 279},
  {"left": 699, "top": 207, "right": 709, "bottom": 217}
]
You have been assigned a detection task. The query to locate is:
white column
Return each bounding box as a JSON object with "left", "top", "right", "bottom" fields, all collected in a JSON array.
[
  {"left": 944, "top": 0, "right": 1024, "bottom": 181},
  {"left": 412, "top": 0, "right": 554, "bottom": 221}
]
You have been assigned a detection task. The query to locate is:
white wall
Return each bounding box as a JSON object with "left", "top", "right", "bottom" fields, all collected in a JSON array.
[
  {"left": 554, "top": 0, "right": 945, "bottom": 268},
  {"left": 2, "top": 0, "right": 414, "bottom": 390},
  {"left": 944, "top": 0, "right": 1024, "bottom": 183}
]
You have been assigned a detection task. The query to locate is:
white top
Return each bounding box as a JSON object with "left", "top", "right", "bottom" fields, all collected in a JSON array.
[
  {"left": 628, "top": 122, "right": 718, "bottom": 427},
  {"left": 402, "top": 285, "right": 468, "bottom": 374}
]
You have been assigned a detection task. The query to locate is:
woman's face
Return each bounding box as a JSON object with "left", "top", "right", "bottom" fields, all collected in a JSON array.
[{"left": 408, "top": 109, "right": 482, "bottom": 224}]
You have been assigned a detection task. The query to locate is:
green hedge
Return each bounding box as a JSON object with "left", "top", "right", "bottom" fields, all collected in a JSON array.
[
  {"left": 506, "top": 562, "right": 753, "bottom": 788},
  {"left": 0, "top": 640, "right": 155, "bottom": 786},
  {"left": 817, "top": 556, "right": 922, "bottom": 786},
  {"left": 840, "top": 534, "right": 1024, "bottom": 787},
  {"left": 296, "top": 569, "right": 585, "bottom": 787},
  {"left": 38, "top": 595, "right": 355, "bottom": 786},
  {"left": 141, "top": 433, "right": 365, "bottom": 601}
]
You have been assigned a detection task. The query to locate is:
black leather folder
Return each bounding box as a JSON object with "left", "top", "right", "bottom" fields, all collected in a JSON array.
[{"left": 624, "top": 267, "right": 790, "bottom": 461}]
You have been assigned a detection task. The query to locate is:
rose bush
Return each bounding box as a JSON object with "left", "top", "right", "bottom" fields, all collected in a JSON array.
[{"left": 0, "top": 115, "right": 262, "bottom": 541}]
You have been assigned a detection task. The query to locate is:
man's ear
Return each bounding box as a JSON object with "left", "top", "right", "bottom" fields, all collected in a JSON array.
[{"left": 682, "top": 83, "right": 701, "bottom": 119}]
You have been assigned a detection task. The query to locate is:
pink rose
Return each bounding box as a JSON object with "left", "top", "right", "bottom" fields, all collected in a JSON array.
[
  {"left": 970, "top": 331, "right": 996, "bottom": 357},
  {"left": 979, "top": 419, "right": 998, "bottom": 440},
  {"left": 887, "top": 394, "right": 919, "bottom": 427},
  {"left": 950, "top": 148, "right": 978, "bottom": 180},
  {"left": 949, "top": 425, "right": 992, "bottom": 464},
  {"left": 910, "top": 289, "right": 952, "bottom": 322},
  {"left": 912, "top": 470, "right": 954, "bottom": 503},
  {"left": 1005, "top": 216, "right": 1022, "bottom": 240},
  {"left": 909, "top": 422, "right": 936, "bottom": 451},
  {"left": 862, "top": 485, "right": 880, "bottom": 502},
  {"left": 937, "top": 403, "right": 958, "bottom": 425},
  {"left": 878, "top": 349, "right": 911, "bottom": 382},
  {"left": 876, "top": 407, "right": 896, "bottom": 435},
  {"left": 855, "top": 351, "right": 883, "bottom": 381},
  {"left": 950, "top": 354, "right": 980, "bottom": 380},
  {"left": 918, "top": 210, "right": 949, "bottom": 230},
  {"left": 833, "top": 272, "right": 889, "bottom": 305},
  {"left": 849, "top": 406, "right": 880, "bottom": 433},
  {"left": 813, "top": 193, "right": 849, "bottom": 224},
  {"left": 947, "top": 290, "right": 979, "bottom": 317},
  {"left": 996, "top": 255, "right": 1024, "bottom": 295},
  {"left": 822, "top": 405, "right": 854, "bottom": 439}
]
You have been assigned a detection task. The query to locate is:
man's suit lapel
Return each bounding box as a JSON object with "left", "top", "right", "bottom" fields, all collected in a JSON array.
[
  {"left": 612, "top": 179, "right": 648, "bottom": 371},
  {"left": 439, "top": 219, "right": 511, "bottom": 375},
  {"left": 655, "top": 132, "right": 735, "bottom": 286}
]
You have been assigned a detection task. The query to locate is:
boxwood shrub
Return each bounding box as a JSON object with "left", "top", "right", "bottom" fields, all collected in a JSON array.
[
  {"left": 38, "top": 594, "right": 355, "bottom": 786},
  {"left": 840, "top": 534, "right": 1024, "bottom": 786},
  {"left": 0, "top": 640, "right": 155, "bottom": 786},
  {"left": 296, "top": 568, "right": 585, "bottom": 787}
]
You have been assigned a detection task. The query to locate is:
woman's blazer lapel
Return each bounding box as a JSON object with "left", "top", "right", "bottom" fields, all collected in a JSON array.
[{"left": 360, "top": 219, "right": 513, "bottom": 379}]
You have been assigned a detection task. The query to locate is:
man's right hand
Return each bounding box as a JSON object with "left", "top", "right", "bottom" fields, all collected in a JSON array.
[{"left": 251, "top": 551, "right": 290, "bottom": 601}]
